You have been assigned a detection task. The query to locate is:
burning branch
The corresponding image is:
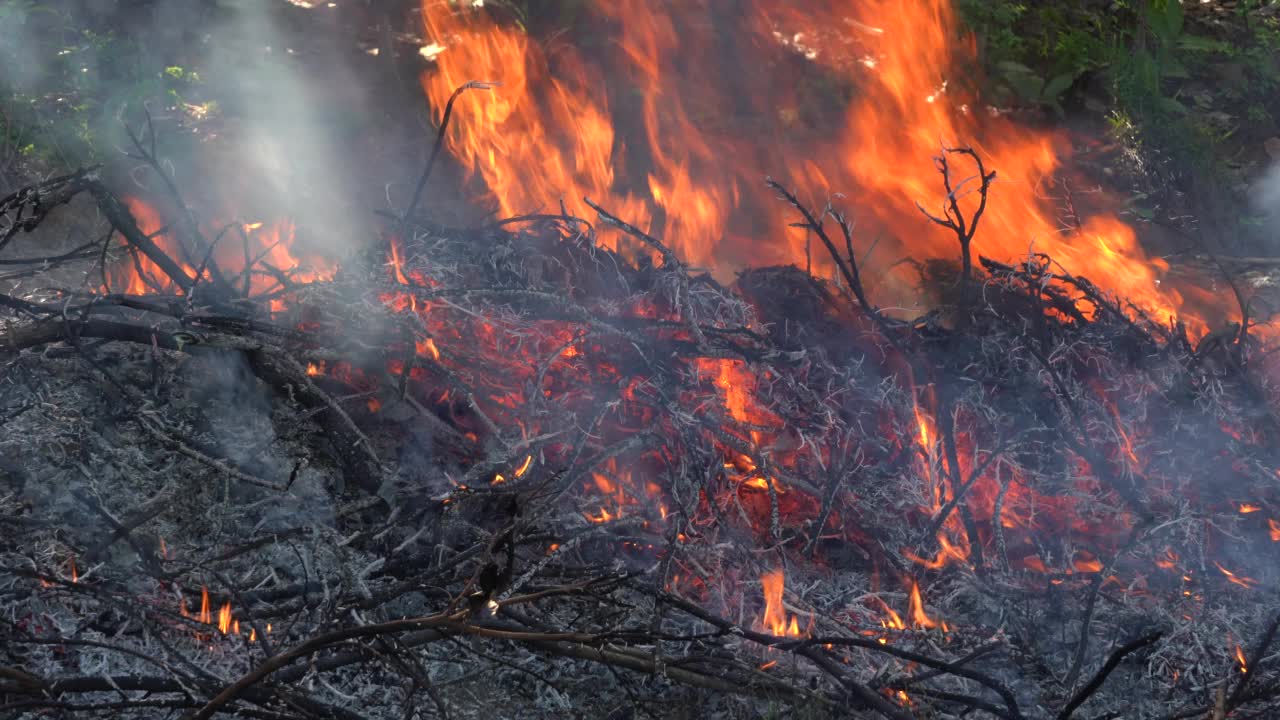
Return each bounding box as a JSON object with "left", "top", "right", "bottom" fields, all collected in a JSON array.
[{"left": 914, "top": 144, "right": 997, "bottom": 309}]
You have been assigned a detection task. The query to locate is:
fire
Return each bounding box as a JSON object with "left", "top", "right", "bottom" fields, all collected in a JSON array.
[
  {"left": 1235, "top": 643, "right": 1248, "bottom": 674},
  {"left": 417, "top": 0, "right": 1222, "bottom": 332},
  {"left": 1239, "top": 503, "right": 1261, "bottom": 514},
  {"left": 907, "top": 581, "right": 938, "bottom": 629},
  {"left": 68, "top": 555, "right": 77, "bottom": 583},
  {"left": 106, "top": 197, "right": 334, "bottom": 302},
  {"left": 199, "top": 587, "right": 211, "bottom": 625},
  {"left": 1270, "top": 518, "right": 1280, "bottom": 542},
  {"left": 1213, "top": 563, "right": 1258, "bottom": 590},
  {"left": 1073, "top": 555, "right": 1103, "bottom": 574},
  {"left": 513, "top": 455, "right": 533, "bottom": 478},
  {"left": 759, "top": 568, "right": 803, "bottom": 637},
  {"left": 417, "top": 337, "right": 442, "bottom": 361},
  {"left": 218, "top": 601, "right": 232, "bottom": 634}
]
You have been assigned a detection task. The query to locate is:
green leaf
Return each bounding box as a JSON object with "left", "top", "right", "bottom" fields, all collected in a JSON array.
[
  {"left": 1042, "top": 72, "right": 1077, "bottom": 101},
  {"left": 1178, "top": 34, "right": 1230, "bottom": 54},
  {"left": 1005, "top": 73, "right": 1044, "bottom": 102},
  {"left": 1148, "top": 0, "right": 1184, "bottom": 46}
]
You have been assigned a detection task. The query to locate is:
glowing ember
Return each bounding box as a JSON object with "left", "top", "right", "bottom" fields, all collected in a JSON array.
[
  {"left": 1239, "top": 503, "right": 1262, "bottom": 514},
  {"left": 1270, "top": 519, "right": 1280, "bottom": 542},
  {"left": 1236, "top": 643, "right": 1249, "bottom": 674}
]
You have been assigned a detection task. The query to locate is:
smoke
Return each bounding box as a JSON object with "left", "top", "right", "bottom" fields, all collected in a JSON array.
[
  {"left": 193, "top": 0, "right": 370, "bottom": 259},
  {"left": 1252, "top": 158, "right": 1280, "bottom": 246},
  {"left": 0, "top": 0, "right": 404, "bottom": 260}
]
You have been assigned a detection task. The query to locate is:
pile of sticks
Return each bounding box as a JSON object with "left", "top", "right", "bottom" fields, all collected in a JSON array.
[{"left": 1, "top": 111, "right": 1279, "bottom": 719}]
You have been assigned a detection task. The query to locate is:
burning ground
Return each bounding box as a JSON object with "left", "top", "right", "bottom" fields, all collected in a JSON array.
[{"left": 3, "top": 1, "right": 1280, "bottom": 719}]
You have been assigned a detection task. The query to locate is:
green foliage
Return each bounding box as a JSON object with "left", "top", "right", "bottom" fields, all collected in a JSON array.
[
  {"left": 960, "top": 1, "right": 1116, "bottom": 116},
  {"left": 0, "top": 1, "right": 209, "bottom": 171}
]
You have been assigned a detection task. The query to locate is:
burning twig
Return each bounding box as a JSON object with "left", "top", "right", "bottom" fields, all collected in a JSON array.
[
  {"left": 914, "top": 144, "right": 997, "bottom": 310},
  {"left": 121, "top": 106, "right": 235, "bottom": 298},
  {"left": 85, "top": 181, "right": 196, "bottom": 294}
]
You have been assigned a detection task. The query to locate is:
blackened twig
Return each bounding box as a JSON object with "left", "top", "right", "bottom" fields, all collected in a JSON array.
[
  {"left": 1057, "top": 631, "right": 1163, "bottom": 719},
  {"left": 402, "top": 81, "right": 498, "bottom": 226}
]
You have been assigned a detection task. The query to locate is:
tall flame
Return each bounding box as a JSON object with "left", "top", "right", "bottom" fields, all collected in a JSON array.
[{"left": 419, "top": 0, "right": 1225, "bottom": 331}]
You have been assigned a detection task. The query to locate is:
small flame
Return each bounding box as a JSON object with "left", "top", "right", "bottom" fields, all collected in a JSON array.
[
  {"left": 492, "top": 473, "right": 506, "bottom": 485},
  {"left": 68, "top": 556, "right": 78, "bottom": 583},
  {"left": 1235, "top": 644, "right": 1248, "bottom": 674},
  {"left": 907, "top": 581, "right": 938, "bottom": 629},
  {"left": 416, "top": 337, "right": 442, "bottom": 360},
  {"left": 881, "top": 604, "right": 906, "bottom": 631},
  {"left": 1239, "top": 503, "right": 1262, "bottom": 514},
  {"left": 218, "top": 601, "right": 232, "bottom": 634},
  {"left": 367, "top": 398, "right": 382, "bottom": 413},
  {"left": 199, "top": 587, "right": 211, "bottom": 625},
  {"left": 1073, "top": 555, "right": 1103, "bottom": 574},
  {"left": 306, "top": 362, "right": 321, "bottom": 376},
  {"left": 1270, "top": 518, "right": 1280, "bottom": 542},
  {"left": 760, "top": 568, "right": 804, "bottom": 637},
  {"left": 584, "top": 507, "right": 614, "bottom": 524},
  {"left": 513, "top": 455, "right": 533, "bottom": 478},
  {"left": 1155, "top": 548, "right": 1179, "bottom": 570},
  {"left": 1214, "top": 563, "right": 1258, "bottom": 590}
]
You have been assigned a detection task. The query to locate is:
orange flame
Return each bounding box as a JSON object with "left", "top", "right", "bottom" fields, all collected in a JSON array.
[
  {"left": 1214, "top": 563, "right": 1258, "bottom": 590},
  {"left": 1239, "top": 503, "right": 1262, "bottom": 514},
  {"left": 1235, "top": 644, "right": 1249, "bottom": 674},
  {"left": 199, "top": 587, "right": 211, "bottom": 625},
  {"left": 1270, "top": 518, "right": 1280, "bottom": 542},
  {"left": 513, "top": 455, "right": 533, "bottom": 478},
  {"left": 907, "top": 581, "right": 938, "bottom": 629},
  {"left": 760, "top": 568, "right": 803, "bottom": 637},
  {"left": 218, "top": 601, "right": 232, "bottom": 634},
  {"left": 419, "top": 0, "right": 1225, "bottom": 333}
]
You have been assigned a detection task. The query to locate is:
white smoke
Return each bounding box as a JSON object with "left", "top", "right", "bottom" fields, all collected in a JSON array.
[{"left": 1252, "top": 158, "right": 1280, "bottom": 245}]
